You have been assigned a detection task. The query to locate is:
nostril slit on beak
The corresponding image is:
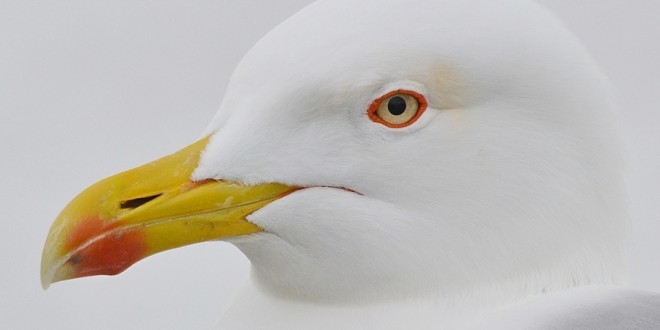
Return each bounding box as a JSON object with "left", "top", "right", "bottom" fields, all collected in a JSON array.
[{"left": 120, "top": 194, "right": 162, "bottom": 209}]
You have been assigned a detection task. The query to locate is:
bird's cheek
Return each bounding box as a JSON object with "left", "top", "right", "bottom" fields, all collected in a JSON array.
[
  {"left": 246, "top": 187, "right": 408, "bottom": 253},
  {"left": 246, "top": 187, "right": 359, "bottom": 238}
]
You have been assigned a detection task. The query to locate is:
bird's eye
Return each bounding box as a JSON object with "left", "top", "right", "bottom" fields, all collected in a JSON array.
[{"left": 368, "top": 90, "right": 428, "bottom": 128}]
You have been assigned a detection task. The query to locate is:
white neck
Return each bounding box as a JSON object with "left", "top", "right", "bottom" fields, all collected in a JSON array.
[
  {"left": 217, "top": 277, "right": 476, "bottom": 330},
  {"left": 217, "top": 245, "right": 625, "bottom": 330}
]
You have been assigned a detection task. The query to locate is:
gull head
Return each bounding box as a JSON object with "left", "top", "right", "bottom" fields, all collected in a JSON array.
[{"left": 42, "top": 0, "right": 626, "bottom": 306}]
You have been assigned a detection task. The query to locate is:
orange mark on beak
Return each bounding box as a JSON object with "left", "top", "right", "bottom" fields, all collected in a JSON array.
[{"left": 66, "top": 217, "right": 147, "bottom": 278}]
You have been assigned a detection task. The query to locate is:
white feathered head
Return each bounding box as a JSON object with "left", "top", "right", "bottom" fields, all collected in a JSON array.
[{"left": 43, "top": 0, "right": 625, "bottom": 306}]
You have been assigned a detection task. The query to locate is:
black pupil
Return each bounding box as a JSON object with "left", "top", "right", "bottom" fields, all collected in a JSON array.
[{"left": 387, "top": 96, "right": 407, "bottom": 116}]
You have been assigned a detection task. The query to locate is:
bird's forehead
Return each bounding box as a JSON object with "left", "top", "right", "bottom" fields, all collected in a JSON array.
[
  {"left": 230, "top": 0, "right": 513, "bottom": 83},
  {"left": 202, "top": 0, "right": 558, "bottom": 133}
]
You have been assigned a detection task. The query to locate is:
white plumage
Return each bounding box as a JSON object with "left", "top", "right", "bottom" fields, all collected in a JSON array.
[
  {"left": 187, "top": 0, "right": 660, "bottom": 328},
  {"left": 38, "top": 0, "right": 660, "bottom": 328}
]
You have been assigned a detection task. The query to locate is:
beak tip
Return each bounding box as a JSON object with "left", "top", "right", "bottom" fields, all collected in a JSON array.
[
  {"left": 40, "top": 270, "right": 53, "bottom": 290},
  {"left": 40, "top": 250, "right": 69, "bottom": 290},
  {"left": 40, "top": 255, "right": 52, "bottom": 290},
  {"left": 41, "top": 265, "right": 75, "bottom": 290}
]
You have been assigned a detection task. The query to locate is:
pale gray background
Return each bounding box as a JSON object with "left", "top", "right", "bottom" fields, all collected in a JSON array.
[{"left": 0, "top": 1, "right": 658, "bottom": 329}]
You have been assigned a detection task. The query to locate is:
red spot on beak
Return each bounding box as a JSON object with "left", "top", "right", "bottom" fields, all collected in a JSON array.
[
  {"left": 66, "top": 217, "right": 118, "bottom": 250},
  {"left": 66, "top": 217, "right": 147, "bottom": 278}
]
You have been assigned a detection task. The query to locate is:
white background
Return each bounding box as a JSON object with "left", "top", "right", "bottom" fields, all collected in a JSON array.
[{"left": 1, "top": 1, "right": 658, "bottom": 329}]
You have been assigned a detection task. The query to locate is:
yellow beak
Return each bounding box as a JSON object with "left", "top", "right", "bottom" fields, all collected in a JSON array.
[{"left": 40, "top": 136, "right": 297, "bottom": 289}]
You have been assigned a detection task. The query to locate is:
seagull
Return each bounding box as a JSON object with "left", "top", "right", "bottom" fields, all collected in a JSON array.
[{"left": 41, "top": 0, "right": 660, "bottom": 328}]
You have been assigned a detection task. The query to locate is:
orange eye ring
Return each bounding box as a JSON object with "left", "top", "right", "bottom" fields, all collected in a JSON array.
[{"left": 367, "top": 89, "right": 428, "bottom": 128}]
